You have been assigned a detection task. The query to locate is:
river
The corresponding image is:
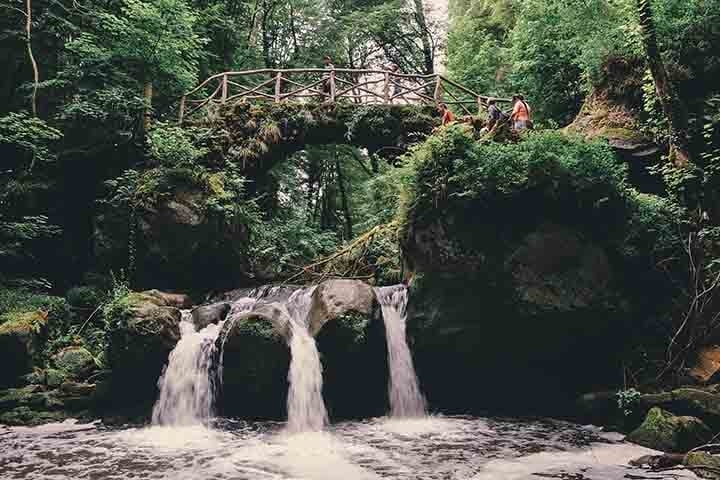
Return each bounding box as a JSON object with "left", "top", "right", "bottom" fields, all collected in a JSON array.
[{"left": 0, "top": 415, "right": 695, "bottom": 479}]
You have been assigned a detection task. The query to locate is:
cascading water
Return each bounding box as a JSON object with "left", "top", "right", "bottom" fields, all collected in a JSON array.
[
  {"left": 375, "top": 285, "right": 427, "bottom": 417},
  {"left": 285, "top": 287, "right": 328, "bottom": 432},
  {"left": 151, "top": 312, "right": 222, "bottom": 426}
]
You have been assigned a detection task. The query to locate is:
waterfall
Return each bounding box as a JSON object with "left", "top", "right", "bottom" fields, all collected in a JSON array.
[
  {"left": 285, "top": 287, "right": 328, "bottom": 432},
  {"left": 375, "top": 285, "right": 427, "bottom": 417},
  {"left": 152, "top": 312, "right": 222, "bottom": 426}
]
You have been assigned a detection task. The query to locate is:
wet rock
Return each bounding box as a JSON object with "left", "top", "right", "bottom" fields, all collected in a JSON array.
[
  {"left": 141, "top": 290, "right": 193, "bottom": 309},
  {"left": 309, "top": 280, "right": 388, "bottom": 419},
  {"left": 106, "top": 292, "right": 182, "bottom": 405},
  {"left": 308, "top": 279, "right": 377, "bottom": 336},
  {"left": 52, "top": 346, "right": 96, "bottom": 380},
  {"left": 629, "top": 453, "right": 684, "bottom": 468},
  {"left": 191, "top": 302, "right": 231, "bottom": 330},
  {"left": 640, "top": 388, "right": 720, "bottom": 429},
  {"left": 626, "top": 407, "right": 711, "bottom": 453},
  {"left": 684, "top": 452, "right": 720, "bottom": 479},
  {"left": 0, "top": 406, "right": 67, "bottom": 426},
  {"left": 59, "top": 381, "right": 96, "bottom": 397},
  {"left": 0, "top": 311, "right": 48, "bottom": 387},
  {"left": 215, "top": 302, "right": 291, "bottom": 419}
]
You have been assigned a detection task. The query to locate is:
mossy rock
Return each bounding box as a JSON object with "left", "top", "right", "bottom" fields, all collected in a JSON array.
[
  {"left": 52, "top": 346, "right": 96, "bottom": 380},
  {"left": 641, "top": 388, "right": 720, "bottom": 429},
  {"left": 0, "top": 406, "right": 67, "bottom": 426},
  {"left": 684, "top": 452, "right": 720, "bottom": 480},
  {"left": 45, "top": 368, "right": 67, "bottom": 388},
  {"left": 626, "top": 407, "right": 711, "bottom": 453},
  {"left": 105, "top": 291, "right": 181, "bottom": 405},
  {"left": 0, "top": 310, "right": 49, "bottom": 387},
  {"left": 215, "top": 302, "right": 291, "bottom": 419},
  {"left": 305, "top": 280, "right": 389, "bottom": 419}
]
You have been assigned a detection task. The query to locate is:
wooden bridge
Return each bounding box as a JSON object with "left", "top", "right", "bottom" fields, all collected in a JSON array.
[{"left": 179, "top": 68, "right": 510, "bottom": 123}]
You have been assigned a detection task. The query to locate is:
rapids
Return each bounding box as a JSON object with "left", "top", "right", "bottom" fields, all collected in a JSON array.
[{"left": 0, "top": 416, "right": 696, "bottom": 479}]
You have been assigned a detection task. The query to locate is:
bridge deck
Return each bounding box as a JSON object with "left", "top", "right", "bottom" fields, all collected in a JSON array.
[{"left": 179, "top": 68, "right": 510, "bottom": 123}]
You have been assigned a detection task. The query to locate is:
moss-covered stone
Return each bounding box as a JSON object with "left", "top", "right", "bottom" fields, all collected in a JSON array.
[
  {"left": 399, "top": 128, "right": 683, "bottom": 414},
  {"left": 215, "top": 303, "right": 291, "bottom": 419},
  {"left": 305, "top": 280, "right": 388, "bottom": 419},
  {"left": 684, "top": 452, "right": 720, "bottom": 480},
  {"left": 626, "top": 407, "right": 711, "bottom": 453},
  {"left": 105, "top": 291, "right": 181, "bottom": 406},
  {"left": 52, "top": 346, "right": 96, "bottom": 380},
  {"left": 641, "top": 388, "right": 720, "bottom": 429},
  {"left": 0, "top": 406, "right": 67, "bottom": 426},
  {"left": 0, "top": 311, "right": 48, "bottom": 387}
]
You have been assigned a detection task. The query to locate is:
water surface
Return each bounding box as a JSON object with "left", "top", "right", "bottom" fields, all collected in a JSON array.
[{"left": 0, "top": 416, "right": 695, "bottom": 480}]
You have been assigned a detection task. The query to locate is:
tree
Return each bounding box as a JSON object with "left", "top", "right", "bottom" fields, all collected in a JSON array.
[
  {"left": 65, "top": 0, "right": 206, "bottom": 130},
  {"left": 635, "top": 0, "right": 691, "bottom": 166}
]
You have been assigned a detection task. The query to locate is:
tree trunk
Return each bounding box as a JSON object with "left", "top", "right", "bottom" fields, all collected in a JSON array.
[
  {"left": 412, "top": 0, "right": 434, "bottom": 74},
  {"left": 635, "top": 0, "right": 691, "bottom": 166},
  {"left": 335, "top": 157, "right": 353, "bottom": 240},
  {"left": 143, "top": 80, "right": 153, "bottom": 135},
  {"left": 25, "top": 0, "right": 39, "bottom": 117}
]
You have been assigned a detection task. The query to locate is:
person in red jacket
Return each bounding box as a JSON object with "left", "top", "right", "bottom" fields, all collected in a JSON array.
[
  {"left": 438, "top": 103, "right": 455, "bottom": 126},
  {"left": 510, "top": 94, "right": 532, "bottom": 130}
]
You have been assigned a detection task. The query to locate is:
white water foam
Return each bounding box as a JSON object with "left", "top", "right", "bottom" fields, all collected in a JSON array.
[
  {"left": 375, "top": 285, "right": 427, "bottom": 417},
  {"left": 151, "top": 313, "right": 222, "bottom": 426},
  {"left": 285, "top": 287, "right": 328, "bottom": 432}
]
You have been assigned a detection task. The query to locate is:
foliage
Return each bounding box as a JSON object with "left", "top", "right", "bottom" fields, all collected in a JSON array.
[
  {"left": 403, "top": 126, "right": 630, "bottom": 238},
  {"left": 65, "top": 0, "right": 206, "bottom": 91},
  {"left": 617, "top": 388, "right": 642, "bottom": 416},
  {"left": 100, "top": 280, "right": 133, "bottom": 330},
  {"left": 0, "top": 113, "right": 62, "bottom": 170},
  {"left": 147, "top": 123, "right": 209, "bottom": 167},
  {"left": 447, "top": 0, "right": 720, "bottom": 126}
]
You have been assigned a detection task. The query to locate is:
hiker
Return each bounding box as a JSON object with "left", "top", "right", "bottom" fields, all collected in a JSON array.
[
  {"left": 510, "top": 94, "right": 532, "bottom": 130},
  {"left": 486, "top": 98, "right": 506, "bottom": 130},
  {"left": 438, "top": 103, "right": 455, "bottom": 126},
  {"left": 322, "top": 55, "right": 335, "bottom": 98}
]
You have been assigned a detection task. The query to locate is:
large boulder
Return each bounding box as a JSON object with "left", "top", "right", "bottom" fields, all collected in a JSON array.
[
  {"left": 106, "top": 292, "right": 182, "bottom": 405},
  {"left": 215, "top": 302, "right": 291, "bottom": 419},
  {"left": 309, "top": 280, "right": 388, "bottom": 419},
  {"left": 626, "top": 407, "right": 711, "bottom": 453},
  {"left": 399, "top": 128, "right": 680, "bottom": 415},
  {"left": 191, "top": 302, "right": 231, "bottom": 330},
  {"left": 52, "top": 346, "right": 96, "bottom": 380},
  {"left": 95, "top": 180, "right": 252, "bottom": 292},
  {"left": 640, "top": 388, "right": 720, "bottom": 429},
  {"left": 0, "top": 311, "right": 49, "bottom": 388},
  {"left": 684, "top": 452, "right": 720, "bottom": 479}
]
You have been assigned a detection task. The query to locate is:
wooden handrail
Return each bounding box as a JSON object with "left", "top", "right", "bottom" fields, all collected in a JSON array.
[{"left": 179, "top": 68, "right": 514, "bottom": 123}]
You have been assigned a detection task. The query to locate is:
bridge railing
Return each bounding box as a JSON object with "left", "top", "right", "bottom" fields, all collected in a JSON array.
[{"left": 179, "top": 68, "right": 510, "bottom": 123}]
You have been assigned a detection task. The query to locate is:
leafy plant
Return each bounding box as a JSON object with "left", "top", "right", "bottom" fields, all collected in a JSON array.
[{"left": 617, "top": 388, "right": 641, "bottom": 416}]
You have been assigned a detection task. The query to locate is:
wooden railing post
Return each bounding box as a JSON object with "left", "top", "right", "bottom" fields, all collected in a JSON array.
[
  {"left": 179, "top": 95, "right": 186, "bottom": 124},
  {"left": 477, "top": 96, "right": 484, "bottom": 115},
  {"left": 330, "top": 70, "right": 336, "bottom": 103},
  {"left": 384, "top": 71, "right": 390, "bottom": 103},
  {"left": 221, "top": 74, "right": 228, "bottom": 103},
  {"left": 434, "top": 75, "right": 443, "bottom": 103},
  {"left": 274, "top": 71, "right": 282, "bottom": 103}
]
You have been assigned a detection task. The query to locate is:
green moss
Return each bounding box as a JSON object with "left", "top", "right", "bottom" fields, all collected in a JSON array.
[
  {"left": 599, "top": 127, "right": 648, "bottom": 143},
  {"left": 0, "top": 406, "right": 67, "bottom": 426},
  {"left": 627, "top": 407, "right": 711, "bottom": 452},
  {"left": 53, "top": 347, "right": 96, "bottom": 379},
  {"left": 0, "top": 311, "right": 47, "bottom": 335}
]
